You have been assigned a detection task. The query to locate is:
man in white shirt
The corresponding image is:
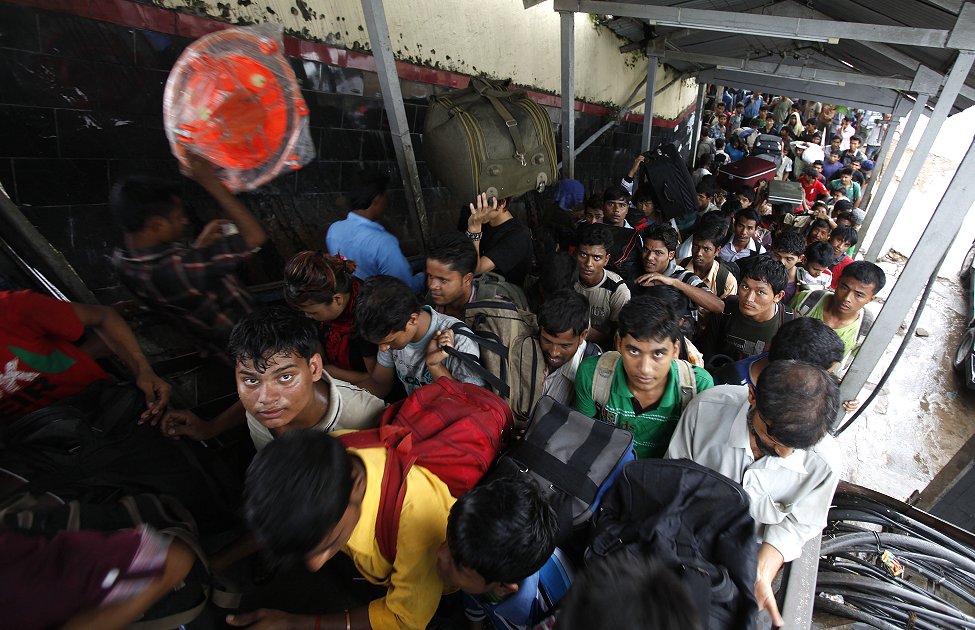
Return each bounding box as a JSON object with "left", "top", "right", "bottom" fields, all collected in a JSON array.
[
  {"left": 537, "top": 291, "right": 601, "bottom": 405},
  {"left": 665, "top": 360, "right": 840, "bottom": 627}
]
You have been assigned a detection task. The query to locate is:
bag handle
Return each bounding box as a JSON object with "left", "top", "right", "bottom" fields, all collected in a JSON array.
[
  {"left": 446, "top": 324, "right": 512, "bottom": 398},
  {"left": 470, "top": 78, "right": 528, "bottom": 166}
]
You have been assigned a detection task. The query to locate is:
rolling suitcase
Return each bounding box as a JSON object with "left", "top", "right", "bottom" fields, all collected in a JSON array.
[
  {"left": 768, "top": 180, "right": 803, "bottom": 206},
  {"left": 424, "top": 77, "right": 558, "bottom": 202},
  {"left": 637, "top": 143, "right": 697, "bottom": 220},
  {"left": 753, "top": 133, "right": 783, "bottom": 157},
  {"left": 717, "top": 157, "right": 776, "bottom": 191}
]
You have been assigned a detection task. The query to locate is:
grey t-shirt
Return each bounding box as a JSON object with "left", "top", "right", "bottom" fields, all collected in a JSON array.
[{"left": 377, "top": 306, "right": 485, "bottom": 394}]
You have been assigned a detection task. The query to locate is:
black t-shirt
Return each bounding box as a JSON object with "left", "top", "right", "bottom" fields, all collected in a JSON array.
[
  {"left": 482, "top": 218, "right": 532, "bottom": 286},
  {"left": 703, "top": 296, "right": 795, "bottom": 365}
]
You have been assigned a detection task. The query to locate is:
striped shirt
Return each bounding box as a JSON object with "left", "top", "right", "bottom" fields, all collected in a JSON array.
[
  {"left": 664, "top": 260, "right": 711, "bottom": 291},
  {"left": 111, "top": 233, "right": 256, "bottom": 346}
]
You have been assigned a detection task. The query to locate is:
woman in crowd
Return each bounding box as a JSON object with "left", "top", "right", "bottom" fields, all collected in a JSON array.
[{"left": 283, "top": 251, "right": 379, "bottom": 393}]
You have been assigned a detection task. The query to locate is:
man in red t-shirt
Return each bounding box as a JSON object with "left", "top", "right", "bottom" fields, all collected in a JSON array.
[
  {"left": 0, "top": 290, "right": 170, "bottom": 422},
  {"left": 799, "top": 165, "right": 829, "bottom": 210}
]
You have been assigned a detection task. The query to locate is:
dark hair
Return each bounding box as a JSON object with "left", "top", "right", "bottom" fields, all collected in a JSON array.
[
  {"left": 603, "top": 185, "right": 630, "bottom": 204},
  {"left": 427, "top": 233, "right": 477, "bottom": 276},
  {"left": 110, "top": 175, "right": 181, "bottom": 233},
  {"left": 830, "top": 225, "right": 859, "bottom": 247},
  {"left": 714, "top": 138, "right": 726, "bottom": 150},
  {"left": 349, "top": 170, "right": 390, "bottom": 211},
  {"left": 632, "top": 186, "right": 655, "bottom": 205},
  {"left": 734, "top": 207, "right": 761, "bottom": 226},
  {"left": 354, "top": 275, "right": 422, "bottom": 344},
  {"left": 694, "top": 214, "right": 731, "bottom": 248},
  {"left": 584, "top": 193, "right": 604, "bottom": 210},
  {"left": 556, "top": 552, "right": 703, "bottom": 630},
  {"left": 228, "top": 307, "right": 322, "bottom": 370},
  {"left": 634, "top": 284, "right": 695, "bottom": 338},
  {"left": 804, "top": 241, "right": 835, "bottom": 268},
  {"left": 577, "top": 222, "right": 612, "bottom": 250},
  {"left": 772, "top": 229, "right": 806, "bottom": 257},
  {"left": 768, "top": 318, "right": 844, "bottom": 368},
  {"left": 644, "top": 224, "right": 679, "bottom": 254},
  {"left": 244, "top": 430, "right": 353, "bottom": 567},
  {"left": 446, "top": 476, "right": 558, "bottom": 584},
  {"left": 806, "top": 217, "right": 831, "bottom": 233},
  {"left": 284, "top": 251, "right": 356, "bottom": 310},
  {"left": 539, "top": 252, "right": 578, "bottom": 297},
  {"left": 617, "top": 295, "right": 681, "bottom": 343},
  {"left": 742, "top": 254, "right": 788, "bottom": 295},
  {"left": 538, "top": 290, "right": 590, "bottom": 337},
  {"left": 840, "top": 261, "right": 885, "bottom": 294},
  {"left": 839, "top": 167, "right": 854, "bottom": 177},
  {"left": 755, "top": 360, "right": 838, "bottom": 449}
]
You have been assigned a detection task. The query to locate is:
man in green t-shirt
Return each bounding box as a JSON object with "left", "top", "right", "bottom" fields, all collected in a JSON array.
[
  {"left": 792, "top": 260, "right": 884, "bottom": 368},
  {"left": 573, "top": 295, "right": 713, "bottom": 458}
]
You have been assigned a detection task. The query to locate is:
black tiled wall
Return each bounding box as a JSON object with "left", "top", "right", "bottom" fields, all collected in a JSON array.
[{"left": 0, "top": 2, "right": 691, "bottom": 300}]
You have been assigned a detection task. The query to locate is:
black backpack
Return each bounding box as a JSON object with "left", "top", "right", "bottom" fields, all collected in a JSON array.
[
  {"left": 0, "top": 381, "right": 241, "bottom": 534},
  {"left": 588, "top": 459, "right": 759, "bottom": 630}
]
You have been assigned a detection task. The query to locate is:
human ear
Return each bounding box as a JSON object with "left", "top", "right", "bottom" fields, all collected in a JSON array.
[
  {"left": 462, "top": 273, "right": 474, "bottom": 288},
  {"left": 309, "top": 353, "right": 324, "bottom": 381},
  {"left": 491, "top": 583, "right": 520, "bottom": 598},
  {"left": 772, "top": 291, "right": 786, "bottom": 304}
]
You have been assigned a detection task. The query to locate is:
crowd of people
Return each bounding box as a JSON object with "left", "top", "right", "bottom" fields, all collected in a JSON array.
[{"left": 0, "top": 90, "right": 892, "bottom": 630}]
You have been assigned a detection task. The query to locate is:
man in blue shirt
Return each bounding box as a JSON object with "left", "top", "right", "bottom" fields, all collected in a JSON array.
[{"left": 326, "top": 171, "right": 424, "bottom": 293}]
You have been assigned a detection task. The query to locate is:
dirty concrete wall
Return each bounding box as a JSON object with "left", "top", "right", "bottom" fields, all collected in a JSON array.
[
  {"left": 0, "top": 0, "right": 696, "bottom": 302},
  {"left": 148, "top": 0, "right": 696, "bottom": 119}
]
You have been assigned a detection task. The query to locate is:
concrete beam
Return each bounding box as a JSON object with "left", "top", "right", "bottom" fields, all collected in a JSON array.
[
  {"left": 641, "top": 55, "right": 658, "bottom": 152},
  {"left": 857, "top": 95, "right": 928, "bottom": 250},
  {"left": 656, "top": 50, "right": 915, "bottom": 91},
  {"left": 695, "top": 69, "right": 897, "bottom": 111},
  {"left": 560, "top": 11, "right": 575, "bottom": 179},
  {"left": 553, "top": 0, "right": 950, "bottom": 47},
  {"left": 839, "top": 131, "right": 975, "bottom": 420},
  {"left": 863, "top": 51, "right": 975, "bottom": 262},
  {"left": 360, "top": 0, "right": 429, "bottom": 248}
]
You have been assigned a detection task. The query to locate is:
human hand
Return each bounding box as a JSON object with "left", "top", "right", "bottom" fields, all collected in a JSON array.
[
  {"left": 179, "top": 151, "right": 221, "bottom": 186},
  {"left": 135, "top": 371, "right": 172, "bottom": 425},
  {"left": 426, "top": 327, "right": 454, "bottom": 367},
  {"left": 468, "top": 193, "right": 498, "bottom": 231},
  {"left": 160, "top": 409, "right": 215, "bottom": 441},
  {"left": 755, "top": 576, "right": 784, "bottom": 627},
  {"left": 634, "top": 272, "right": 673, "bottom": 287},
  {"left": 226, "top": 609, "right": 296, "bottom": 630},
  {"left": 193, "top": 220, "right": 231, "bottom": 249},
  {"left": 628, "top": 154, "right": 646, "bottom": 178},
  {"left": 843, "top": 399, "right": 861, "bottom": 413}
]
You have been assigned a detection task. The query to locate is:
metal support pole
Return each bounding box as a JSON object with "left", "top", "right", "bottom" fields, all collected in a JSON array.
[
  {"left": 839, "top": 133, "right": 975, "bottom": 418},
  {"left": 715, "top": 85, "right": 724, "bottom": 110},
  {"left": 857, "top": 95, "right": 904, "bottom": 212},
  {"left": 360, "top": 0, "right": 429, "bottom": 246},
  {"left": 863, "top": 52, "right": 975, "bottom": 262},
  {"left": 689, "top": 82, "right": 706, "bottom": 167},
  {"left": 560, "top": 11, "right": 576, "bottom": 179},
  {"left": 857, "top": 95, "right": 928, "bottom": 253},
  {"left": 640, "top": 56, "right": 658, "bottom": 152}
]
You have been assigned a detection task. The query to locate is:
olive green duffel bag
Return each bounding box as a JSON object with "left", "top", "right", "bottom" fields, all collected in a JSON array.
[{"left": 424, "top": 77, "right": 558, "bottom": 202}]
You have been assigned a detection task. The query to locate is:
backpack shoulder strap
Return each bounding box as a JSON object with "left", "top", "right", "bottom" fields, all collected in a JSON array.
[
  {"left": 794, "top": 289, "right": 829, "bottom": 316},
  {"left": 675, "top": 360, "right": 698, "bottom": 409},
  {"left": 716, "top": 262, "right": 730, "bottom": 295},
  {"left": 374, "top": 448, "right": 410, "bottom": 563},
  {"left": 857, "top": 307, "right": 875, "bottom": 342},
  {"left": 591, "top": 351, "right": 621, "bottom": 410}
]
